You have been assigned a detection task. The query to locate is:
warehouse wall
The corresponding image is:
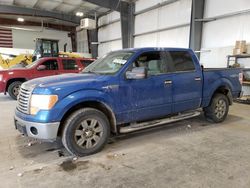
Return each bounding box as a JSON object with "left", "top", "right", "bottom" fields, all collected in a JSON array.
[
  {"left": 11, "top": 26, "right": 72, "bottom": 52},
  {"left": 77, "top": 29, "right": 88, "bottom": 53},
  {"left": 134, "top": 0, "right": 192, "bottom": 48},
  {"left": 97, "top": 0, "right": 191, "bottom": 56},
  {"left": 98, "top": 11, "right": 122, "bottom": 57},
  {"left": 200, "top": 0, "right": 250, "bottom": 67}
]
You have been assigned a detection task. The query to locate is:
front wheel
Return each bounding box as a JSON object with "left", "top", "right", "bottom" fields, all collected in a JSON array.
[
  {"left": 8, "top": 81, "right": 23, "bottom": 100},
  {"left": 62, "top": 108, "right": 110, "bottom": 156},
  {"left": 203, "top": 93, "right": 229, "bottom": 123}
]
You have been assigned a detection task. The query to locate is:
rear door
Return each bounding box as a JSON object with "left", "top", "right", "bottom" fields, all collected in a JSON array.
[
  {"left": 169, "top": 50, "right": 202, "bottom": 113},
  {"left": 34, "top": 59, "right": 59, "bottom": 78},
  {"left": 61, "top": 59, "right": 79, "bottom": 74}
]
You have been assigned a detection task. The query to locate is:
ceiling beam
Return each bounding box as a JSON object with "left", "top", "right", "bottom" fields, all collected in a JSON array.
[
  {"left": 83, "top": 0, "right": 121, "bottom": 11},
  {"left": 0, "top": 5, "right": 82, "bottom": 24},
  {"left": 0, "top": 18, "right": 75, "bottom": 32}
]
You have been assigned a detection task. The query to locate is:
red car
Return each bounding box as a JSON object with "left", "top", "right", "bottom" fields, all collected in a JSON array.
[{"left": 0, "top": 57, "right": 95, "bottom": 99}]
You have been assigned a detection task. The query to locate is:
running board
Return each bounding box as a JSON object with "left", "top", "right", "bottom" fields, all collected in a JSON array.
[{"left": 119, "top": 111, "right": 201, "bottom": 133}]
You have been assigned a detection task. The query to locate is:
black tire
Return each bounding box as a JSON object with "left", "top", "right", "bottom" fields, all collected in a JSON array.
[
  {"left": 203, "top": 93, "right": 229, "bottom": 123},
  {"left": 62, "top": 108, "right": 110, "bottom": 156},
  {"left": 8, "top": 81, "right": 23, "bottom": 100}
]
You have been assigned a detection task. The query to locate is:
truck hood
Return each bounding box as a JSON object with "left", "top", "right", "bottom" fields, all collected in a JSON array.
[{"left": 25, "top": 73, "right": 111, "bottom": 97}]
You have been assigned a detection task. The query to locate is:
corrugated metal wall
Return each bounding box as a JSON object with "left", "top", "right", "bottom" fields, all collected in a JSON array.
[
  {"left": 134, "top": 0, "right": 191, "bottom": 48},
  {"left": 77, "top": 30, "right": 88, "bottom": 53},
  {"left": 97, "top": 0, "right": 192, "bottom": 56},
  {"left": 97, "top": 0, "right": 250, "bottom": 67},
  {"left": 98, "top": 11, "right": 122, "bottom": 57},
  {"left": 200, "top": 0, "right": 250, "bottom": 68}
]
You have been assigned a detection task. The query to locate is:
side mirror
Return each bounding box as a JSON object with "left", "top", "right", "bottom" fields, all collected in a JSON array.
[
  {"left": 126, "top": 67, "right": 147, "bottom": 80},
  {"left": 37, "top": 65, "right": 46, "bottom": 71}
]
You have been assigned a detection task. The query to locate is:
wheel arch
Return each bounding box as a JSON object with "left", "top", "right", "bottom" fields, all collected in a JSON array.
[
  {"left": 6, "top": 78, "right": 27, "bottom": 92},
  {"left": 57, "top": 100, "right": 117, "bottom": 137},
  {"left": 211, "top": 85, "right": 233, "bottom": 105}
]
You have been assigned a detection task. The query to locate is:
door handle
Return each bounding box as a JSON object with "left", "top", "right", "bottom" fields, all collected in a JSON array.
[
  {"left": 195, "top": 77, "right": 201, "bottom": 81},
  {"left": 164, "top": 80, "right": 172, "bottom": 84}
]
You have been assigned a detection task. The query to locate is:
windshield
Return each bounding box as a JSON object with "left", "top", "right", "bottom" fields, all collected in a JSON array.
[
  {"left": 26, "top": 59, "right": 40, "bottom": 69},
  {"left": 83, "top": 51, "right": 134, "bottom": 75}
]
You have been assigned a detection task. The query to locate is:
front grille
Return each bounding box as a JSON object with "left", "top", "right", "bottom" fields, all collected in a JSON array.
[{"left": 17, "top": 86, "right": 32, "bottom": 114}]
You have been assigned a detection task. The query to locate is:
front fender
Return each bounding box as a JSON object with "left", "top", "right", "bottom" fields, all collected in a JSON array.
[{"left": 48, "top": 89, "right": 115, "bottom": 122}]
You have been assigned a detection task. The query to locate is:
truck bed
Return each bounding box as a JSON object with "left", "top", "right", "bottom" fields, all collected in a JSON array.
[{"left": 202, "top": 67, "right": 242, "bottom": 107}]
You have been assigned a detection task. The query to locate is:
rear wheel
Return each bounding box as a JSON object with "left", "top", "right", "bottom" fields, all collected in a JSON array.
[
  {"left": 62, "top": 108, "right": 110, "bottom": 156},
  {"left": 8, "top": 81, "right": 22, "bottom": 100},
  {"left": 204, "top": 93, "right": 229, "bottom": 123}
]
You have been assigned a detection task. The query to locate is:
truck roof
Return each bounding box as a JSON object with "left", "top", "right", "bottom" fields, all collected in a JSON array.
[
  {"left": 39, "top": 57, "right": 95, "bottom": 61},
  {"left": 115, "top": 47, "right": 192, "bottom": 52}
]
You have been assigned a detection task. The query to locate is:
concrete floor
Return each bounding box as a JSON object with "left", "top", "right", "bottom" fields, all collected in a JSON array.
[{"left": 0, "top": 94, "right": 250, "bottom": 188}]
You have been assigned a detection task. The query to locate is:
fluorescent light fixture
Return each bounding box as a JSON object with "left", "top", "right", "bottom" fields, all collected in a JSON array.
[
  {"left": 17, "top": 17, "right": 24, "bottom": 22},
  {"left": 76, "top": 12, "right": 84, "bottom": 17}
]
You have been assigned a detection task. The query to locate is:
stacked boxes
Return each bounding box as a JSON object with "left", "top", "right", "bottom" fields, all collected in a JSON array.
[{"left": 233, "top": 40, "right": 247, "bottom": 55}]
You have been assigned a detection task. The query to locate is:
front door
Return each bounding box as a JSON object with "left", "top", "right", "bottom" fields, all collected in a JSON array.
[
  {"left": 34, "top": 59, "right": 59, "bottom": 78},
  {"left": 119, "top": 50, "right": 173, "bottom": 123}
]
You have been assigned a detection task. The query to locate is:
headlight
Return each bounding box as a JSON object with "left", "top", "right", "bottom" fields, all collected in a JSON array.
[
  {"left": 0, "top": 74, "right": 3, "bottom": 81},
  {"left": 30, "top": 94, "right": 58, "bottom": 115}
]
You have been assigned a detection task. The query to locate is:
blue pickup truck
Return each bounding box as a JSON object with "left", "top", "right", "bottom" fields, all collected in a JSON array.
[{"left": 14, "top": 48, "right": 242, "bottom": 156}]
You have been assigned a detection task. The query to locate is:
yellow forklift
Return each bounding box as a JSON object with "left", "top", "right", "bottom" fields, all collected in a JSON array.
[{"left": 0, "top": 38, "right": 81, "bottom": 69}]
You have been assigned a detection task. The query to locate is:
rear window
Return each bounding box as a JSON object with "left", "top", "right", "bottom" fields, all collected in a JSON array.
[
  {"left": 62, "top": 59, "right": 78, "bottom": 70},
  {"left": 80, "top": 60, "right": 94, "bottom": 68},
  {"left": 169, "top": 51, "right": 195, "bottom": 72}
]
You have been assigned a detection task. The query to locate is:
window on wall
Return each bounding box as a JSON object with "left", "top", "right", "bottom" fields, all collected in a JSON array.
[
  {"left": 62, "top": 59, "right": 78, "bottom": 70},
  {"left": 133, "top": 51, "right": 168, "bottom": 75},
  {"left": 169, "top": 51, "right": 195, "bottom": 72}
]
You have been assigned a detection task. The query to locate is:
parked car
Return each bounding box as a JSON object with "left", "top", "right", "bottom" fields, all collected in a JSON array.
[
  {"left": 0, "top": 57, "right": 95, "bottom": 99},
  {"left": 14, "top": 48, "right": 242, "bottom": 156}
]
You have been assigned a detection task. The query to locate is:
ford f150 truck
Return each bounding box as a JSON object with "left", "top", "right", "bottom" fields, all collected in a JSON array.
[
  {"left": 0, "top": 57, "right": 95, "bottom": 100},
  {"left": 14, "top": 48, "right": 242, "bottom": 156}
]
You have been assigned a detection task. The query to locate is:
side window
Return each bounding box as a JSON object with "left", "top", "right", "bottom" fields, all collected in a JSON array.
[
  {"left": 62, "top": 59, "right": 78, "bottom": 70},
  {"left": 169, "top": 51, "right": 195, "bottom": 72},
  {"left": 80, "top": 60, "right": 94, "bottom": 68},
  {"left": 133, "top": 51, "right": 168, "bottom": 75},
  {"left": 41, "top": 60, "right": 58, "bottom": 70}
]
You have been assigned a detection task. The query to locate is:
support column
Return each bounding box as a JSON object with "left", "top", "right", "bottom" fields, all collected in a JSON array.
[
  {"left": 120, "top": 1, "right": 135, "bottom": 49},
  {"left": 68, "top": 30, "right": 77, "bottom": 52},
  {"left": 88, "top": 28, "right": 98, "bottom": 58},
  {"left": 189, "top": 0, "right": 205, "bottom": 57}
]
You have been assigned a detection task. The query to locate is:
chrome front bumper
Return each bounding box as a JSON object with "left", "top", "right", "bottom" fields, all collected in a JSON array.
[{"left": 14, "top": 115, "right": 60, "bottom": 141}]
